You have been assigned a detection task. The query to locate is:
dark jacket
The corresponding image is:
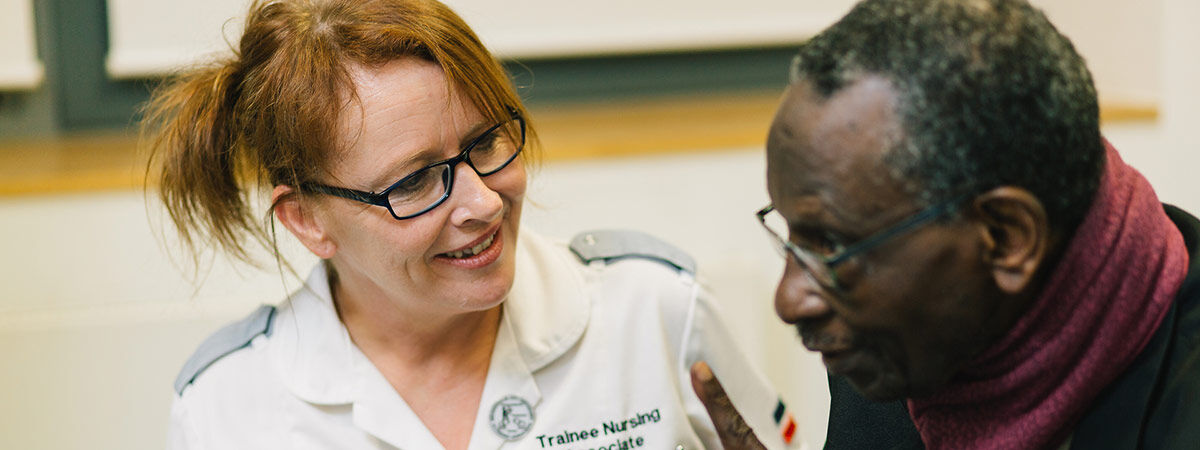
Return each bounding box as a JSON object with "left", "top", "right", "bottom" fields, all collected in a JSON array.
[{"left": 825, "top": 205, "right": 1200, "bottom": 450}]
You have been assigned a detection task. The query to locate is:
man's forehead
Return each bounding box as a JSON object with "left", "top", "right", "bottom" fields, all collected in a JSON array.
[{"left": 766, "top": 76, "right": 912, "bottom": 221}]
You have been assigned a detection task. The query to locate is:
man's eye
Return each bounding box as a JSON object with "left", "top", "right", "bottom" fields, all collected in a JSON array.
[{"left": 791, "top": 231, "right": 844, "bottom": 256}]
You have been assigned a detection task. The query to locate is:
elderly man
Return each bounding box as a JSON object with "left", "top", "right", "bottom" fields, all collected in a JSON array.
[{"left": 690, "top": 0, "right": 1200, "bottom": 448}]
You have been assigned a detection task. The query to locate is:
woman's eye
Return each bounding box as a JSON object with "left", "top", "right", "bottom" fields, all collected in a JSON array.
[
  {"left": 391, "top": 169, "right": 437, "bottom": 195},
  {"left": 470, "top": 132, "right": 500, "bottom": 155}
]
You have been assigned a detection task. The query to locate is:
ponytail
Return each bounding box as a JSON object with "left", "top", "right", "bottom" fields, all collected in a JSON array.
[{"left": 142, "top": 60, "right": 271, "bottom": 267}]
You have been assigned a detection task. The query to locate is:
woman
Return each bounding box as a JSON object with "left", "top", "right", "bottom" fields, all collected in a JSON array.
[{"left": 147, "top": 1, "right": 797, "bottom": 448}]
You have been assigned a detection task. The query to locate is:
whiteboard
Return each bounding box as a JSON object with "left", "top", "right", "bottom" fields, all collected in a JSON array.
[
  {"left": 104, "top": 0, "right": 857, "bottom": 79},
  {"left": 0, "top": 0, "right": 43, "bottom": 89}
]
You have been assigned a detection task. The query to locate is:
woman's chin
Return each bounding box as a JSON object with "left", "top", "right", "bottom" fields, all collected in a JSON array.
[
  {"left": 454, "top": 279, "right": 514, "bottom": 312},
  {"left": 451, "top": 258, "right": 517, "bottom": 312}
]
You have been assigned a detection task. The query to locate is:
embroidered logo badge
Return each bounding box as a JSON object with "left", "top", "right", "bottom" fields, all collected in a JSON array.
[{"left": 489, "top": 395, "right": 535, "bottom": 440}]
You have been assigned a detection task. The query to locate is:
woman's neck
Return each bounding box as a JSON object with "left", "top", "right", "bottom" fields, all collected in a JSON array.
[
  {"left": 331, "top": 272, "right": 502, "bottom": 450},
  {"left": 331, "top": 275, "right": 502, "bottom": 367}
]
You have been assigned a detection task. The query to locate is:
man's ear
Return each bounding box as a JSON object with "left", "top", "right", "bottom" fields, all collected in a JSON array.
[
  {"left": 272, "top": 185, "right": 337, "bottom": 259},
  {"left": 970, "top": 187, "right": 1050, "bottom": 294}
]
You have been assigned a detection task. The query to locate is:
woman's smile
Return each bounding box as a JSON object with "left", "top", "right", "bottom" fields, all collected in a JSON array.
[{"left": 435, "top": 223, "right": 504, "bottom": 269}]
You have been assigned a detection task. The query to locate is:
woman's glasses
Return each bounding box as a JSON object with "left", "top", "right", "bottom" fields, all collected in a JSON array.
[{"left": 303, "top": 110, "right": 525, "bottom": 220}]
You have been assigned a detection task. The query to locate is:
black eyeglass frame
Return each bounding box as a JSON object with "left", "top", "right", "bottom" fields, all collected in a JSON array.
[
  {"left": 756, "top": 192, "right": 972, "bottom": 291},
  {"left": 302, "top": 109, "right": 526, "bottom": 220}
]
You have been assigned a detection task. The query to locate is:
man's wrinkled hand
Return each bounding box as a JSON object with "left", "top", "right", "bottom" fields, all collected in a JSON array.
[{"left": 690, "top": 361, "right": 768, "bottom": 450}]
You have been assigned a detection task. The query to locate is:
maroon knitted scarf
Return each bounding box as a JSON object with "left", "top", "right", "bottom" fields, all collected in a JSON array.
[{"left": 906, "top": 141, "right": 1190, "bottom": 449}]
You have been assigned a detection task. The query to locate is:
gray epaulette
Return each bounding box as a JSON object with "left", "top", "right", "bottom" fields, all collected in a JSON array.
[
  {"left": 173, "top": 304, "right": 276, "bottom": 395},
  {"left": 569, "top": 230, "right": 696, "bottom": 275}
]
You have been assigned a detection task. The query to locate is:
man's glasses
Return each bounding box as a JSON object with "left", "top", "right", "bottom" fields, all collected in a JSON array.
[
  {"left": 303, "top": 110, "right": 525, "bottom": 220},
  {"left": 756, "top": 194, "right": 969, "bottom": 292}
]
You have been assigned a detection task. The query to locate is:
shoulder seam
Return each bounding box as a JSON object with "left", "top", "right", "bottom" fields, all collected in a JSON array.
[
  {"left": 173, "top": 304, "right": 276, "bottom": 395},
  {"left": 568, "top": 229, "right": 697, "bottom": 274}
]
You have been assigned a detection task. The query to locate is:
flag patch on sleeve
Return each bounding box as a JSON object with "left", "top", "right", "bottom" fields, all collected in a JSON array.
[{"left": 773, "top": 398, "right": 798, "bottom": 444}]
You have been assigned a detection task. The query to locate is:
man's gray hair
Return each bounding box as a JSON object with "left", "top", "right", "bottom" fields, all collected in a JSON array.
[{"left": 791, "top": 0, "right": 1104, "bottom": 229}]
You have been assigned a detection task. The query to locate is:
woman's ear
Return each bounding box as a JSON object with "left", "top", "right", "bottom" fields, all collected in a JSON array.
[
  {"left": 971, "top": 187, "right": 1051, "bottom": 294},
  {"left": 272, "top": 185, "right": 337, "bottom": 259}
]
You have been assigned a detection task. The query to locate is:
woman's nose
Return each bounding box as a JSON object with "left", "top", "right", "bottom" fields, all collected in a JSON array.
[
  {"left": 775, "top": 258, "right": 832, "bottom": 324},
  {"left": 447, "top": 164, "right": 503, "bottom": 227}
]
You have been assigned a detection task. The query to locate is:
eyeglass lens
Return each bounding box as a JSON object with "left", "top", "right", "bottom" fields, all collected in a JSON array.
[
  {"left": 760, "top": 207, "right": 839, "bottom": 289},
  {"left": 385, "top": 118, "right": 523, "bottom": 217}
]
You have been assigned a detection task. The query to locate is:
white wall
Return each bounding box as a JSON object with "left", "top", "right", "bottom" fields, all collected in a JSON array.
[
  {"left": 102, "top": 0, "right": 1167, "bottom": 107},
  {"left": 1157, "top": 0, "right": 1200, "bottom": 204},
  {"left": 105, "top": 0, "right": 857, "bottom": 78},
  {"left": 1034, "top": 0, "right": 1162, "bottom": 105},
  {"left": 0, "top": 0, "right": 43, "bottom": 89},
  {"left": 1098, "top": 0, "right": 1200, "bottom": 214}
]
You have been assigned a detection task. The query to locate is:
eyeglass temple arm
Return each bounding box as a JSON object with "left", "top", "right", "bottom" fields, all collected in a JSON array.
[
  {"left": 303, "top": 183, "right": 390, "bottom": 207},
  {"left": 826, "top": 197, "right": 964, "bottom": 266}
]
